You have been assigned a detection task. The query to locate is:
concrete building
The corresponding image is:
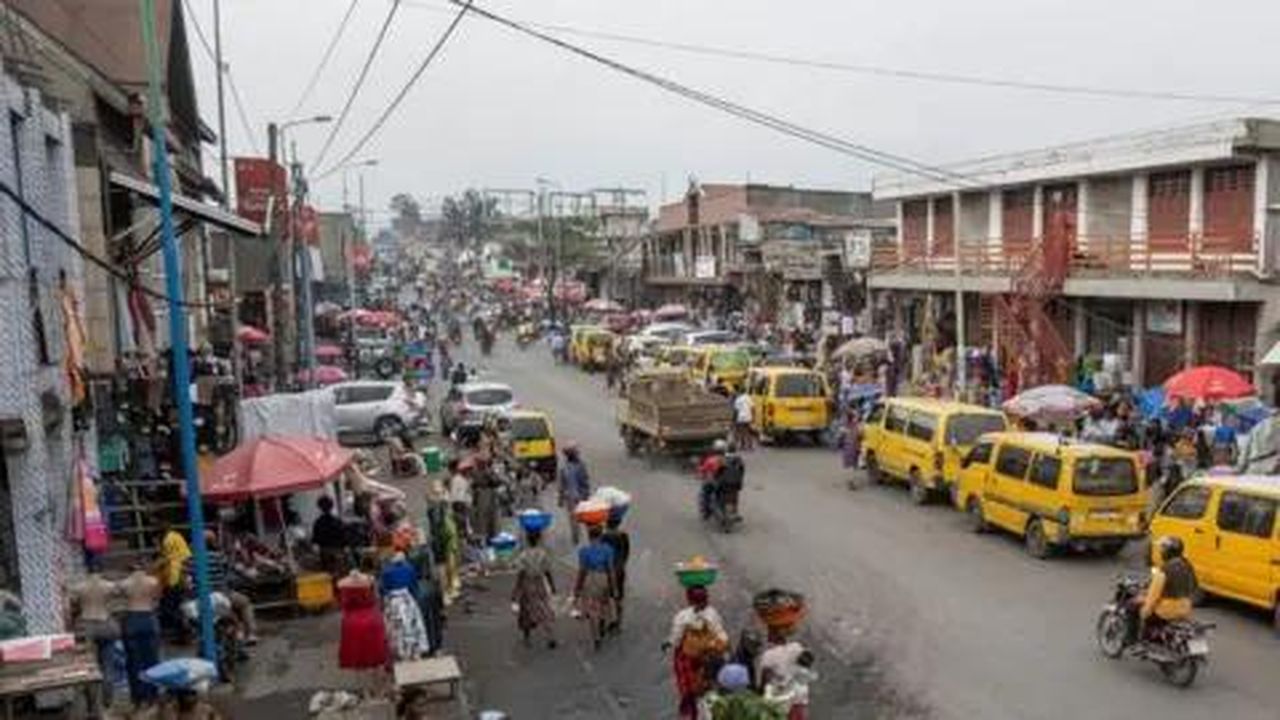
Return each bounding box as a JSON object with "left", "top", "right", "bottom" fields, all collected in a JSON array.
[
  {"left": 317, "top": 211, "right": 358, "bottom": 304},
  {"left": 870, "top": 118, "right": 1280, "bottom": 395},
  {"left": 645, "top": 182, "right": 894, "bottom": 325}
]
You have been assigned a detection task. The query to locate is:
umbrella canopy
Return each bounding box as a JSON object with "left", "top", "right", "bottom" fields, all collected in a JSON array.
[
  {"left": 203, "top": 435, "right": 353, "bottom": 502},
  {"left": 831, "top": 336, "right": 888, "bottom": 360},
  {"left": 314, "top": 301, "right": 343, "bottom": 317},
  {"left": 237, "top": 325, "right": 270, "bottom": 344},
  {"left": 584, "top": 298, "right": 624, "bottom": 313},
  {"left": 653, "top": 303, "right": 689, "bottom": 321},
  {"left": 1003, "top": 384, "right": 1101, "bottom": 422},
  {"left": 315, "top": 343, "right": 344, "bottom": 358},
  {"left": 1164, "top": 365, "right": 1255, "bottom": 403},
  {"left": 297, "top": 365, "right": 349, "bottom": 386}
]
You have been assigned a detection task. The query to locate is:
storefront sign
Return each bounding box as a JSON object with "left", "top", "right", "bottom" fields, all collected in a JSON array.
[
  {"left": 1146, "top": 301, "right": 1183, "bottom": 335},
  {"left": 694, "top": 255, "right": 717, "bottom": 279},
  {"left": 844, "top": 228, "right": 873, "bottom": 269},
  {"left": 233, "top": 158, "right": 287, "bottom": 226}
]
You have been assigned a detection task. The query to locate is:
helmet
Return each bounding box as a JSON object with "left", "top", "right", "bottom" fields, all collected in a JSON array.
[
  {"left": 712, "top": 439, "right": 728, "bottom": 454},
  {"left": 1157, "top": 535, "right": 1184, "bottom": 562},
  {"left": 562, "top": 441, "right": 579, "bottom": 458}
]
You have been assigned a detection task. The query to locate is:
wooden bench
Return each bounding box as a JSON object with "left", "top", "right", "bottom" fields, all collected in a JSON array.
[{"left": 393, "top": 655, "right": 462, "bottom": 700}]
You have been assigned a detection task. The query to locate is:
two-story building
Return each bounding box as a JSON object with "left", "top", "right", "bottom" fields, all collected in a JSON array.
[
  {"left": 645, "top": 182, "right": 893, "bottom": 324},
  {"left": 871, "top": 118, "right": 1280, "bottom": 396}
]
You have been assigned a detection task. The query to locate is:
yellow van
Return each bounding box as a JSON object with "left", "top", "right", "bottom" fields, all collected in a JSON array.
[
  {"left": 689, "top": 345, "right": 753, "bottom": 393},
  {"left": 1149, "top": 475, "right": 1279, "bottom": 628},
  {"left": 568, "top": 324, "right": 601, "bottom": 365},
  {"left": 505, "top": 410, "right": 557, "bottom": 479},
  {"left": 861, "top": 397, "right": 1007, "bottom": 504},
  {"left": 582, "top": 330, "right": 617, "bottom": 371},
  {"left": 657, "top": 345, "right": 698, "bottom": 369},
  {"left": 746, "top": 367, "right": 830, "bottom": 444},
  {"left": 955, "top": 432, "right": 1148, "bottom": 559}
]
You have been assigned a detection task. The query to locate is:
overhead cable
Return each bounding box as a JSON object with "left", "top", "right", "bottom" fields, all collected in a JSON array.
[
  {"left": 182, "top": 0, "right": 261, "bottom": 154},
  {"left": 288, "top": 0, "right": 361, "bottom": 118}
]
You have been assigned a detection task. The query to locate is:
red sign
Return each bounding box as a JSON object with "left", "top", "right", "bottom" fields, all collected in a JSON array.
[{"left": 233, "top": 158, "right": 287, "bottom": 226}]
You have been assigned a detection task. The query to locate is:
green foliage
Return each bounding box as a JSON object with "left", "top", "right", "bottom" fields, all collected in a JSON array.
[
  {"left": 441, "top": 189, "right": 498, "bottom": 251},
  {"left": 708, "top": 692, "right": 786, "bottom": 720}
]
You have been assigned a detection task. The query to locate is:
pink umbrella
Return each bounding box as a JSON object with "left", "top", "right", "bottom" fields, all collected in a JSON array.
[
  {"left": 584, "top": 298, "right": 624, "bottom": 313},
  {"left": 297, "top": 365, "right": 348, "bottom": 386},
  {"left": 203, "top": 435, "right": 353, "bottom": 502},
  {"left": 1164, "top": 365, "right": 1255, "bottom": 402},
  {"left": 237, "top": 325, "right": 270, "bottom": 344},
  {"left": 315, "top": 344, "right": 344, "bottom": 359},
  {"left": 654, "top": 303, "right": 689, "bottom": 321}
]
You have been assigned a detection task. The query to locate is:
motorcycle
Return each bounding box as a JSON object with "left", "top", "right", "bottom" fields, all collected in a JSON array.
[
  {"left": 709, "top": 483, "right": 743, "bottom": 533},
  {"left": 1095, "top": 575, "right": 1213, "bottom": 687}
]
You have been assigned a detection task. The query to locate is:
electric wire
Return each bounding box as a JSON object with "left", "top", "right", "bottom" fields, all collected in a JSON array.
[
  {"left": 288, "top": 0, "right": 361, "bottom": 118},
  {"left": 311, "top": 0, "right": 404, "bottom": 172},
  {"left": 182, "top": 0, "right": 262, "bottom": 154},
  {"left": 316, "top": 0, "right": 474, "bottom": 180}
]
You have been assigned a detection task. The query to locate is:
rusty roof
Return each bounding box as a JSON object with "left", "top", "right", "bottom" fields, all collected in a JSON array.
[{"left": 8, "top": 0, "right": 174, "bottom": 88}]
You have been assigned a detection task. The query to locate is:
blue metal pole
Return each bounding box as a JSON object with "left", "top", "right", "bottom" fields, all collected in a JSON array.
[{"left": 139, "top": 0, "right": 216, "bottom": 663}]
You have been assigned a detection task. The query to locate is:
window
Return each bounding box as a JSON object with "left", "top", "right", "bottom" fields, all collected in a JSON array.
[
  {"left": 1072, "top": 457, "right": 1138, "bottom": 496},
  {"left": 1028, "top": 455, "right": 1061, "bottom": 490},
  {"left": 466, "top": 388, "right": 514, "bottom": 406},
  {"left": 994, "top": 446, "right": 1031, "bottom": 480},
  {"left": 509, "top": 416, "right": 550, "bottom": 440},
  {"left": 774, "top": 374, "right": 823, "bottom": 398},
  {"left": 1217, "top": 492, "right": 1277, "bottom": 539},
  {"left": 965, "top": 442, "right": 993, "bottom": 466},
  {"left": 1161, "top": 486, "right": 1211, "bottom": 520},
  {"left": 906, "top": 412, "right": 937, "bottom": 442},
  {"left": 865, "top": 403, "right": 885, "bottom": 426},
  {"left": 947, "top": 414, "right": 1006, "bottom": 446},
  {"left": 348, "top": 385, "right": 393, "bottom": 403},
  {"left": 884, "top": 405, "right": 909, "bottom": 434}
]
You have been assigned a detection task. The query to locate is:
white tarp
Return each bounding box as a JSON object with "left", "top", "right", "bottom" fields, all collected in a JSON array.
[{"left": 238, "top": 389, "right": 337, "bottom": 441}]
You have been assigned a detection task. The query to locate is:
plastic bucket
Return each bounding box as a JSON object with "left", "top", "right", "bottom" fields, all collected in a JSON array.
[{"left": 422, "top": 446, "right": 443, "bottom": 473}]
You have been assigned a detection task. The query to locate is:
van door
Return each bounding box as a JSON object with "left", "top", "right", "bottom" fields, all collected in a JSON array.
[
  {"left": 1211, "top": 491, "right": 1278, "bottom": 607},
  {"left": 904, "top": 411, "right": 939, "bottom": 483},
  {"left": 1151, "top": 485, "right": 1217, "bottom": 584},
  {"left": 749, "top": 373, "right": 768, "bottom": 431},
  {"left": 860, "top": 401, "right": 886, "bottom": 457},
  {"left": 988, "top": 444, "right": 1033, "bottom": 533},
  {"left": 957, "top": 440, "right": 995, "bottom": 510},
  {"left": 1025, "top": 453, "right": 1065, "bottom": 536},
  {"left": 880, "top": 403, "right": 912, "bottom": 478}
]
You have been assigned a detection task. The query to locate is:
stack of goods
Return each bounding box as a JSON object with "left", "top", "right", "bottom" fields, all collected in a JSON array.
[
  {"left": 592, "top": 486, "right": 632, "bottom": 523},
  {"left": 752, "top": 588, "right": 806, "bottom": 635},
  {"left": 674, "top": 556, "right": 719, "bottom": 588},
  {"left": 573, "top": 499, "right": 611, "bottom": 526},
  {"left": 488, "top": 532, "right": 518, "bottom": 561}
]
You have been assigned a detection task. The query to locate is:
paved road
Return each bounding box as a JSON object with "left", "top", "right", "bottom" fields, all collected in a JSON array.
[{"left": 463, "top": 339, "right": 1278, "bottom": 719}]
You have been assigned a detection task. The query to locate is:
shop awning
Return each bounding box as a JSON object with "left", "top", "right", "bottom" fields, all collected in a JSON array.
[{"left": 109, "top": 170, "right": 262, "bottom": 236}]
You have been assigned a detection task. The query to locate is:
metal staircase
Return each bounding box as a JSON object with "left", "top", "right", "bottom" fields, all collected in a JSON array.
[{"left": 992, "top": 236, "right": 1071, "bottom": 388}]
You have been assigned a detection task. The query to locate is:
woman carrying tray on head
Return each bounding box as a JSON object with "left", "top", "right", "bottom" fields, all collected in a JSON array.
[
  {"left": 664, "top": 560, "right": 729, "bottom": 720},
  {"left": 512, "top": 511, "right": 558, "bottom": 649}
]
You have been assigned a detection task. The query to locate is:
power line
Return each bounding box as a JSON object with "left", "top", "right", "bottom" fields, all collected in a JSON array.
[
  {"left": 183, "top": 0, "right": 261, "bottom": 154},
  {"left": 317, "top": 0, "right": 474, "bottom": 180},
  {"left": 288, "top": 0, "right": 360, "bottom": 118},
  {"left": 406, "top": 0, "right": 1280, "bottom": 107},
  {"left": 451, "top": 1, "right": 978, "bottom": 188},
  {"left": 312, "top": 0, "right": 404, "bottom": 172}
]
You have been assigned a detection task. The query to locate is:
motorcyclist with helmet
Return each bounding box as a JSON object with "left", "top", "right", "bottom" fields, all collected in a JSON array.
[
  {"left": 697, "top": 439, "right": 745, "bottom": 524},
  {"left": 1129, "top": 535, "right": 1196, "bottom": 642}
]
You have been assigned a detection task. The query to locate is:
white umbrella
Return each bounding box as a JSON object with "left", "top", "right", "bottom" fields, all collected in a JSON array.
[
  {"left": 1003, "top": 384, "right": 1101, "bottom": 422},
  {"left": 831, "top": 336, "right": 888, "bottom": 360}
]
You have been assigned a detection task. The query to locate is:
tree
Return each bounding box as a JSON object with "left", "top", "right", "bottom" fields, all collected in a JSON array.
[
  {"left": 440, "top": 189, "right": 498, "bottom": 254},
  {"left": 389, "top": 193, "right": 424, "bottom": 241}
]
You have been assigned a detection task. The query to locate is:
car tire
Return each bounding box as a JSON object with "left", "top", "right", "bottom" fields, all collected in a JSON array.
[
  {"left": 1025, "top": 518, "right": 1052, "bottom": 560},
  {"left": 1272, "top": 594, "right": 1279, "bottom": 634},
  {"left": 375, "top": 416, "right": 405, "bottom": 441},
  {"left": 966, "top": 497, "right": 988, "bottom": 534},
  {"left": 865, "top": 455, "right": 883, "bottom": 485},
  {"left": 908, "top": 469, "right": 930, "bottom": 506}
]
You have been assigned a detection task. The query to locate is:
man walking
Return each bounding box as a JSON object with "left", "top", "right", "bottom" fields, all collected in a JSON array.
[
  {"left": 558, "top": 443, "right": 591, "bottom": 545},
  {"left": 733, "top": 389, "right": 755, "bottom": 451}
]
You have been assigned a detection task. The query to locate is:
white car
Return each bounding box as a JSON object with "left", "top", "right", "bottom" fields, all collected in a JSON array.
[
  {"left": 637, "top": 322, "right": 694, "bottom": 343},
  {"left": 683, "top": 329, "right": 740, "bottom": 346},
  {"left": 330, "top": 381, "right": 428, "bottom": 440},
  {"left": 440, "top": 381, "right": 517, "bottom": 434}
]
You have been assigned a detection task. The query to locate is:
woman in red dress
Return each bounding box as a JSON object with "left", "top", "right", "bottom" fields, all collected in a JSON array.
[{"left": 338, "top": 563, "right": 389, "bottom": 670}]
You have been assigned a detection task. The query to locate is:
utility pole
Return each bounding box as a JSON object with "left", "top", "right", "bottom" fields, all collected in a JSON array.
[
  {"left": 357, "top": 172, "right": 366, "bottom": 310},
  {"left": 139, "top": 0, "right": 215, "bottom": 662},
  {"left": 294, "top": 158, "right": 317, "bottom": 389},
  {"left": 267, "top": 122, "right": 289, "bottom": 390},
  {"left": 212, "top": 0, "right": 242, "bottom": 392}
]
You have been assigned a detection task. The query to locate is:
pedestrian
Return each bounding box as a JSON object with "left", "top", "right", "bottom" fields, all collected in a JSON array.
[
  {"left": 572, "top": 523, "right": 616, "bottom": 649},
  {"left": 185, "top": 530, "right": 258, "bottom": 645},
  {"left": 557, "top": 444, "right": 591, "bottom": 545},
  {"left": 120, "top": 564, "right": 162, "bottom": 707},
  {"left": 152, "top": 520, "right": 190, "bottom": 637},
  {"left": 733, "top": 388, "right": 755, "bottom": 451},
  {"left": 446, "top": 458, "right": 474, "bottom": 543},
  {"left": 600, "top": 513, "right": 631, "bottom": 633},
  {"left": 379, "top": 552, "right": 432, "bottom": 660},
  {"left": 471, "top": 459, "right": 500, "bottom": 545},
  {"left": 839, "top": 408, "right": 862, "bottom": 483},
  {"left": 312, "top": 495, "right": 349, "bottom": 579},
  {"left": 759, "top": 628, "right": 815, "bottom": 720},
  {"left": 511, "top": 528, "right": 558, "bottom": 649},
  {"left": 66, "top": 572, "right": 121, "bottom": 707},
  {"left": 665, "top": 585, "right": 729, "bottom": 719}
]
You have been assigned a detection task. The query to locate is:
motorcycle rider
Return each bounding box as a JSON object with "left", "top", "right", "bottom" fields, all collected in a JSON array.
[
  {"left": 1129, "top": 535, "right": 1196, "bottom": 642},
  {"left": 697, "top": 440, "right": 744, "bottom": 522}
]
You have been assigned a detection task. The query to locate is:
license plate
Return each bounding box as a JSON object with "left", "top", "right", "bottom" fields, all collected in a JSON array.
[
  {"left": 1090, "top": 510, "right": 1121, "bottom": 521},
  {"left": 1186, "top": 638, "right": 1209, "bottom": 656}
]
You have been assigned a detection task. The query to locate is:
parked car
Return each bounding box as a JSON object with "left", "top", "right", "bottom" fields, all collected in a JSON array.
[
  {"left": 331, "top": 381, "right": 428, "bottom": 440},
  {"left": 637, "top": 322, "right": 695, "bottom": 343},
  {"left": 440, "top": 381, "right": 517, "bottom": 435},
  {"left": 683, "top": 329, "right": 739, "bottom": 346}
]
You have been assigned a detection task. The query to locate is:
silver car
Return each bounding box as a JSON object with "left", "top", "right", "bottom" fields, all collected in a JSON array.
[
  {"left": 439, "top": 381, "right": 516, "bottom": 435},
  {"left": 331, "top": 381, "right": 428, "bottom": 440}
]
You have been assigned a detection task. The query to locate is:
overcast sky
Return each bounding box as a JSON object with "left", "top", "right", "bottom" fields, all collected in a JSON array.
[{"left": 188, "top": 0, "right": 1280, "bottom": 225}]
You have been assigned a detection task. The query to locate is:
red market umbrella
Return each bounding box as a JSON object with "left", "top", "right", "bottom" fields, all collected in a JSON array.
[
  {"left": 315, "top": 344, "right": 344, "bottom": 359},
  {"left": 203, "top": 435, "right": 353, "bottom": 502},
  {"left": 236, "top": 325, "right": 270, "bottom": 344},
  {"left": 297, "top": 364, "right": 348, "bottom": 386},
  {"left": 1163, "top": 365, "right": 1255, "bottom": 403},
  {"left": 654, "top": 303, "right": 689, "bottom": 321},
  {"left": 584, "top": 298, "right": 624, "bottom": 313}
]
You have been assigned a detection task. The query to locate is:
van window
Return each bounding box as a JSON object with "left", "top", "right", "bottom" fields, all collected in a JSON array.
[
  {"left": 884, "top": 405, "right": 909, "bottom": 434},
  {"left": 1072, "top": 457, "right": 1138, "bottom": 496},
  {"left": 774, "top": 374, "right": 823, "bottom": 398},
  {"left": 1161, "top": 486, "right": 1211, "bottom": 520},
  {"left": 1029, "top": 455, "right": 1061, "bottom": 490},
  {"left": 1216, "top": 492, "right": 1278, "bottom": 539},
  {"left": 509, "top": 416, "right": 550, "bottom": 440},
  {"left": 865, "top": 403, "right": 885, "bottom": 425},
  {"left": 906, "top": 413, "right": 938, "bottom": 442},
  {"left": 946, "top": 413, "right": 1007, "bottom": 446},
  {"left": 994, "top": 446, "right": 1031, "bottom": 480},
  {"left": 966, "top": 442, "right": 994, "bottom": 466}
]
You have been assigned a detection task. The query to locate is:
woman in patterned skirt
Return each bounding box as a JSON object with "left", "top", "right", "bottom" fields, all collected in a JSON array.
[{"left": 511, "top": 528, "right": 558, "bottom": 648}]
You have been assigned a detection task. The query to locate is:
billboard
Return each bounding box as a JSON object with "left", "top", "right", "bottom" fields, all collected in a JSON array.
[{"left": 233, "top": 158, "right": 287, "bottom": 226}]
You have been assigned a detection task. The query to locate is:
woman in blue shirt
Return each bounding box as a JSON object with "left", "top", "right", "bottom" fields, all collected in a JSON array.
[{"left": 573, "top": 523, "right": 616, "bottom": 649}]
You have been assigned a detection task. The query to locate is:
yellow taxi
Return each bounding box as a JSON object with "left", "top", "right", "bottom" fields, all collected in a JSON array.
[
  {"left": 657, "top": 345, "right": 698, "bottom": 369},
  {"left": 861, "top": 397, "right": 1008, "bottom": 504},
  {"left": 745, "top": 366, "right": 830, "bottom": 444},
  {"left": 582, "top": 330, "right": 617, "bottom": 371},
  {"left": 567, "top": 324, "right": 602, "bottom": 365},
  {"left": 505, "top": 409, "right": 557, "bottom": 479},
  {"left": 688, "top": 345, "right": 753, "bottom": 393},
  {"left": 1148, "top": 474, "right": 1279, "bottom": 628},
  {"left": 955, "top": 432, "right": 1148, "bottom": 559}
]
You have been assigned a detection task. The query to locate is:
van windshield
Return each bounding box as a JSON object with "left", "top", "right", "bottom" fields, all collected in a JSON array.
[
  {"left": 1073, "top": 457, "right": 1138, "bottom": 496},
  {"left": 774, "top": 374, "right": 824, "bottom": 398},
  {"left": 509, "top": 416, "right": 549, "bottom": 440},
  {"left": 947, "top": 414, "right": 1006, "bottom": 446},
  {"left": 467, "top": 388, "right": 513, "bottom": 406},
  {"left": 711, "top": 351, "right": 750, "bottom": 372}
]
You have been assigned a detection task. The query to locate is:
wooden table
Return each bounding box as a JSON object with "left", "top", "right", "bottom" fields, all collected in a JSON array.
[
  {"left": 393, "top": 655, "right": 461, "bottom": 700},
  {"left": 0, "top": 649, "right": 102, "bottom": 720}
]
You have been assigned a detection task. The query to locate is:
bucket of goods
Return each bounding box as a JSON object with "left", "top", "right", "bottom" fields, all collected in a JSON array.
[
  {"left": 675, "top": 556, "right": 720, "bottom": 589},
  {"left": 517, "top": 508, "right": 553, "bottom": 533},
  {"left": 488, "top": 532, "right": 519, "bottom": 560},
  {"left": 421, "top": 446, "right": 444, "bottom": 473},
  {"left": 592, "top": 486, "right": 632, "bottom": 523},
  {"left": 573, "top": 499, "right": 611, "bottom": 526},
  {"left": 752, "top": 588, "right": 807, "bottom": 634}
]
